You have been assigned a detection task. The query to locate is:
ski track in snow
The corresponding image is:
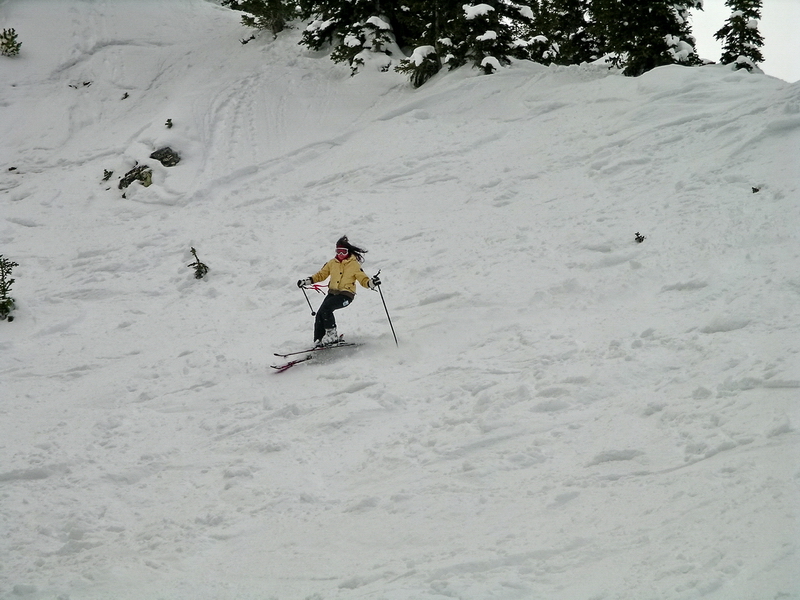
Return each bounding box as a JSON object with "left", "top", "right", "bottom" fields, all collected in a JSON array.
[{"left": 1, "top": 1, "right": 799, "bottom": 599}]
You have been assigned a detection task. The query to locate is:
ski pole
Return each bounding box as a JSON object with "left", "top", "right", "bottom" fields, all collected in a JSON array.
[
  {"left": 374, "top": 270, "right": 398, "bottom": 347},
  {"left": 300, "top": 286, "right": 316, "bottom": 316}
]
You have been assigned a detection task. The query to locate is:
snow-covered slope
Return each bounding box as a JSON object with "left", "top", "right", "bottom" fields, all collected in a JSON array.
[{"left": 1, "top": 1, "right": 799, "bottom": 599}]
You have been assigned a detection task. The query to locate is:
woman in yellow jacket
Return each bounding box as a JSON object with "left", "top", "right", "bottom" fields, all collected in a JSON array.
[{"left": 297, "top": 236, "right": 380, "bottom": 346}]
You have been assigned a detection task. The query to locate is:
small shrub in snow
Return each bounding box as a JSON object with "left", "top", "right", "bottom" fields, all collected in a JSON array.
[
  {"left": 0, "top": 255, "right": 19, "bottom": 322},
  {"left": 188, "top": 247, "right": 209, "bottom": 280},
  {"left": 118, "top": 164, "right": 152, "bottom": 190},
  {"left": 635, "top": 232, "right": 646, "bottom": 244},
  {"left": 0, "top": 28, "right": 21, "bottom": 57},
  {"left": 150, "top": 147, "right": 181, "bottom": 167}
]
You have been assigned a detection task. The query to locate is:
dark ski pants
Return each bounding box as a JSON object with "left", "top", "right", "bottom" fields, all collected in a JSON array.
[{"left": 314, "top": 293, "right": 352, "bottom": 342}]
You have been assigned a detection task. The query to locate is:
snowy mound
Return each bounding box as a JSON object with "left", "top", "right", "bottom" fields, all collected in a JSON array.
[{"left": 1, "top": 2, "right": 798, "bottom": 599}]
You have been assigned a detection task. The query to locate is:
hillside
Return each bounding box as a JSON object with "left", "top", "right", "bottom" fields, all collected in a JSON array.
[{"left": 1, "top": 1, "right": 799, "bottom": 599}]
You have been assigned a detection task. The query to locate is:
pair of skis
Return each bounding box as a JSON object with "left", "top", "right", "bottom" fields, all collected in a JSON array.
[{"left": 271, "top": 339, "right": 359, "bottom": 373}]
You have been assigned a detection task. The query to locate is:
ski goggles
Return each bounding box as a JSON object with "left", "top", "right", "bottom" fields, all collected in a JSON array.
[{"left": 336, "top": 247, "right": 349, "bottom": 257}]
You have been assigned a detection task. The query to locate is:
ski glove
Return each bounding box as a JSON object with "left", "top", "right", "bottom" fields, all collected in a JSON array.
[
  {"left": 297, "top": 277, "right": 312, "bottom": 288},
  {"left": 369, "top": 274, "right": 381, "bottom": 289}
]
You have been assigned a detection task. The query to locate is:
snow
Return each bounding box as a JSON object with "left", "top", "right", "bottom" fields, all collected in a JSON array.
[
  {"left": 516, "top": 5, "right": 534, "bottom": 21},
  {"left": 481, "top": 56, "right": 501, "bottom": 72},
  {"left": 665, "top": 35, "right": 696, "bottom": 62},
  {"left": 409, "top": 46, "right": 436, "bottom": 66},
  {"left": 1, "top": 1, "right": 799, "bottom": 599},
  {"left": 464, "top": 4, "right": 495, "bottom": 20},
  {"left": 735, "top": 55, "right": 756, "bottom": 70},
  {"left": 366, "top": 17, "right": 391, "bottom": 31}
]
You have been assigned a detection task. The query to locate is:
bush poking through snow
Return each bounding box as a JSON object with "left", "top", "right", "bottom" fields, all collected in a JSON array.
[
  {"left": 0, "top": 255, "right": 19, "bottom": 322},
  {"left": 150, "top": 147, "right": 181, "bottom": 167},
  {"left": 635, "top": 232, "right": 646, "bottom": 243},
  {"left": 0, "top": 28, "right": 21, "bottom": 57},
  {"left": 118, "top": 164, "right": 152, "bottom": 190},
  {"left": 188, "top": 248, "right": 209, "bottom": 280},
  {"left": 0, "top": 296, "right": 15, "bottom": 322}
]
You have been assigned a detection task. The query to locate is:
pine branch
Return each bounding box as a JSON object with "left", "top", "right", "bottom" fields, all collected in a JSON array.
[{"left": 187, "top": 247, "right": 209, "bottom": 279}]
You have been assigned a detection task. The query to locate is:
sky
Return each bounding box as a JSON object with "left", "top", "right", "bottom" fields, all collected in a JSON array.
[{"left": 691, "top": 0, "right": 800, "bottom": 82}]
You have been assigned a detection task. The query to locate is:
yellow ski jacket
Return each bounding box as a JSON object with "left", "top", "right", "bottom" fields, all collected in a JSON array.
[{"left": 311, "top": 256, "right": 371, "bottom": 299}]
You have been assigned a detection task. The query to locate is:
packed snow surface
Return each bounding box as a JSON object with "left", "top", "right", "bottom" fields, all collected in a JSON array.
[{"left": 1, "top": 1, "right": 799, "bottom": 599}]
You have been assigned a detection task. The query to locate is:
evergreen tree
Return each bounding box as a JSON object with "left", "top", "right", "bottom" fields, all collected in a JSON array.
[
  {"left": 592, "top": 0, "right": 702, "bottom": 77},
  {"left": 221, "top": 0, "right": 297, "bottom": 36},
  {"left": 0, "top": 255, "right": 18, "bottom": 322},
  {"left": 714, "top": 0, "right": 764, "bottom": 71},
  {"left": 0, "top": 28, "right": 22, "bottom": 57},
  {"left": 531, "top": 0, "right": 602, "bottom": 66},
  {"left": 297, "top": 0, "right": 408, "bottom": 74},
  {"left": 393, "top": 0, "right": 458, "bottom": 87},
  {"left": 452, "top": 1, "right": 536, "bottom": 73},
  {"left": 397, "top": 0, "right": 535, "bottom": 86}
]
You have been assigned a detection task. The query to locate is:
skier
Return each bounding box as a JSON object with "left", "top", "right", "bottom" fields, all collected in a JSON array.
[{"left": 297, "top": 236, "right": 380, "bottom": 347}]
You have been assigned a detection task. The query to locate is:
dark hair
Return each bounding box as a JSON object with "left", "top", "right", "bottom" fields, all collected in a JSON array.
[{"left": 336, "top": 235, "right": 367, "bottom": 263}]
